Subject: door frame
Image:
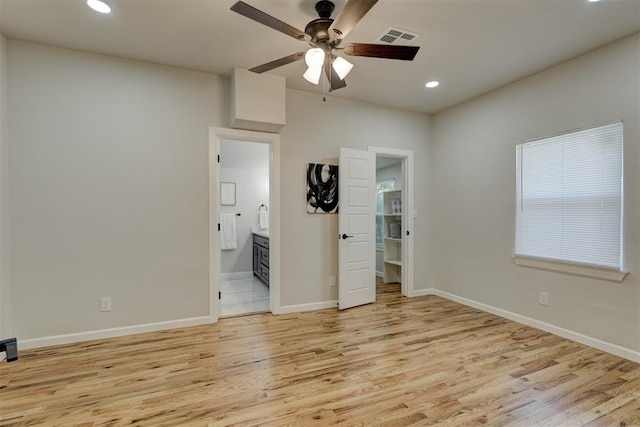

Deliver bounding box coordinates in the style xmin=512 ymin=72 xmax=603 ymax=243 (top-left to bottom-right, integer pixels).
xmin=209 ymin=127 xmax=281 ymax=322
xmin=368 ymin=146 xmax=415 ymax=297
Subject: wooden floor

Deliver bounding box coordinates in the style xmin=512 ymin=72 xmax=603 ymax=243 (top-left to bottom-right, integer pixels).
xmin=1 ymin=282 xmax=639 ymax=426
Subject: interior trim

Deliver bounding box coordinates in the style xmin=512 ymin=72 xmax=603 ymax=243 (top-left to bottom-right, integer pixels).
xmin=19 ymin=316 xmax=210 ymax=350
xmin=513 ymin=256 xmax=628 ymax=283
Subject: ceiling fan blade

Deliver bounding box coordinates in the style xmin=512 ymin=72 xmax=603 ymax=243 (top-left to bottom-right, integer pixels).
xmin=328 ymin=0 xmax=379 ymax=42
xmin=230 ymin=1 xmax=310 ymax=42
xmin=343 ymin=43 xmax=420 ymax=61
xmin=249 ymin=52 xmax=306 ymax=74
xmin=324 ymin=60 xmax=347 ymax=91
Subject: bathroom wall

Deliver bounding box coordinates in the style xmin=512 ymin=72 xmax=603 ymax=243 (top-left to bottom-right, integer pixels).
xmin=220 ymin=139 xmax=269 ymax=276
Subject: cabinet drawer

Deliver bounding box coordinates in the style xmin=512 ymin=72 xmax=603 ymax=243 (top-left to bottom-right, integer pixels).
xmin=260 ymin=265 xmax=269 ymax=284
xmin=260 ymin=247 xmax=269 ymax=266
xmin=253 ymin=234 xmax=269 ymax=248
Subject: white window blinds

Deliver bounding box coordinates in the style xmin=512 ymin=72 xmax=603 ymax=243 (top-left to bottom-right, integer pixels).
xmin=515 ymin=122 xmax=623 ymax=270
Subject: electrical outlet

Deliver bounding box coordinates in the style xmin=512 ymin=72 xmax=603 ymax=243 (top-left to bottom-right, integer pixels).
xmin=100 ymin=297 xmax=112 ymax=312
xmin=539 ymin=292 xmax=549 ymax=306
xmin=330 ymin=276 xmax=336 ymax=287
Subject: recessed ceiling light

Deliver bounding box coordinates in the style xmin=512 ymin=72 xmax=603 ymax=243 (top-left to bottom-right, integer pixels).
xmin=87 ymin=0 xmax=111 ymax=14
xmin=425 ymin=81 xmax=440 ymax=88
xmin=587 ymin=0 xmax=601 ymax=2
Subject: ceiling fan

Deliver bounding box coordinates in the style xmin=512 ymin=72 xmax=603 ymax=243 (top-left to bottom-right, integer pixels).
xmin=230 ymin=0 xmax=420 ymax=91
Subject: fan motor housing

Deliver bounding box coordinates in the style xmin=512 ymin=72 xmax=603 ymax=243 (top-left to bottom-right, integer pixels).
xmin=305 ymin=18 xmax=333 ymax=44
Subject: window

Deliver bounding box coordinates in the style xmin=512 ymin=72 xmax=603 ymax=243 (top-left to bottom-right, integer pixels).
xmin=376 ymin=180 xmax=395 ymax=246
xmin=515 ymin=122 xmax=623 ymax=272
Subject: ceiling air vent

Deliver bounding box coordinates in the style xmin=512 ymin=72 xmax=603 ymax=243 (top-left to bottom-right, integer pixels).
xmin=376 ymin=27 xmax=420 ymax=46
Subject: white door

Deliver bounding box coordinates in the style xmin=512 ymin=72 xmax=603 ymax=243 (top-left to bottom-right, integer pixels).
xmin=338 ymin=147 xmax=376 ymax=310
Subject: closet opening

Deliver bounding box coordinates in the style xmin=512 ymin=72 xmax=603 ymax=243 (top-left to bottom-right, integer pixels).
xmin=376 ymin=155 xmax=403 ymax=296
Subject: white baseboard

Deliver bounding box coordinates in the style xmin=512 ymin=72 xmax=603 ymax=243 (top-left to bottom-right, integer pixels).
xmin=429 ymin=289 xmax=640 ymax=363
xmin=221 ymin=271 xmax=253 ymax=281
xmin=279 ymin=300 xmax=338 ymax=314
xmin=376 ymin=272 xmax=383 ymax=278
xmin=0 ymin=351 xmax=5 ymax=362
xmin=19 ymin=316 xmax=211 ymax=351
xmin=411 ymin=288 xmax=435 ymax=297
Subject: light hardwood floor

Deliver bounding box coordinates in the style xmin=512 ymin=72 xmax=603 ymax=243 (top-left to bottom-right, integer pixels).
xmin=1 ymin=282 xmax=638 ymax=426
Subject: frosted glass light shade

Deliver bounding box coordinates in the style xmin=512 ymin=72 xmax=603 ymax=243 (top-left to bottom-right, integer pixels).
xmin=303 ymin=66 xmax=322 ymax=84
xmin=332 ymin=56 xmax=353 ymax=80
xmin=305 ymin=48 xmax=325 ymax=68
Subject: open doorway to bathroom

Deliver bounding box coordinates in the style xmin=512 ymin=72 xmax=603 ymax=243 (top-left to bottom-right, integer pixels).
xmin=219 ymin=139 xmax=270 ymax=316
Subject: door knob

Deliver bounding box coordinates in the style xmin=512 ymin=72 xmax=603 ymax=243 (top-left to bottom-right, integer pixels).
xmin=341 ymin=233 xmax=354 ymax=239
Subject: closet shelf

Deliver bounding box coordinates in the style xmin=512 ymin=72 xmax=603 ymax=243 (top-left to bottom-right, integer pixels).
xmin=382 ymin=189 xmax=403 ymax=284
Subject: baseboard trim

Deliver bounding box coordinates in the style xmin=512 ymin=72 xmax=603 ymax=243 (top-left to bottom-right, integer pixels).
xmin=279 ymin=300 xmax=338 ymax=314
xmin=429 ymin=289 xmax=640 ymax=363
xmin=19 ymin=316 xmax=211 ymax=350
xmin=0 ymin=351 xmax=5 ymax=362
xmin=411 ymin=288 xmax=435 ymax=297
xmin=221 ymin=271 xmax=253 ymax=281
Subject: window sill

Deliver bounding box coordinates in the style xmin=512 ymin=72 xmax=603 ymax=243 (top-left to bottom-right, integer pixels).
xmin=513 ymin=256 xmax=628 ymax=283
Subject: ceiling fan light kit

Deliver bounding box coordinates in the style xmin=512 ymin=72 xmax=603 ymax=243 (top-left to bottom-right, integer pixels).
xmin=303 ymin=47 xmax=325 ymax=84
xmin=332 ymin=56 xmax=354 ymax=80
xmin=303 ymin=65 xmax=323 ymax=84
xmin=305 ymin=47 xmax=325 ymax=68
xmin=230 ymin=0 xmax=419 ymax=91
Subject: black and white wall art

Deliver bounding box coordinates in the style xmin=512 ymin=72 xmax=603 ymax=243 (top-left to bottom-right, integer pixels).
xmin=306 ymin=163 xmax=338 ymax=214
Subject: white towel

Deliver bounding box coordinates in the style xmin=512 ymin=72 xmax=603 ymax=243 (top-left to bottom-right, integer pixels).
xmin=220 ymin=213 xmax=237 ymax=250
xmin=259 ymin=209 xmax=269 ymax=230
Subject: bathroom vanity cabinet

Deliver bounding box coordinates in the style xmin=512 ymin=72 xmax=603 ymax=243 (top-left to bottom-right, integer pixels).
xmin=252 ymin=233 xmax=269 ymax=286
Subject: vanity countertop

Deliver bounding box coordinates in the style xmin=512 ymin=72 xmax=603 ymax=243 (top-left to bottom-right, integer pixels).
xmin=251 ymin=225 xmax=269 ymax=238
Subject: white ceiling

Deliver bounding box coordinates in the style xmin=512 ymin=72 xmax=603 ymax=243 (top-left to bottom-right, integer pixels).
xmin=1 ymin=0 xmax=638 ymax=115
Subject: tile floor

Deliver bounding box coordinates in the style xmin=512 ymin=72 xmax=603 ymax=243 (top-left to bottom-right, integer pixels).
xmin=221 ymin=275 xmax=270 ymax=316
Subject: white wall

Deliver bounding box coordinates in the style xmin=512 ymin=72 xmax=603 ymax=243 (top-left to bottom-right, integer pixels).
xmin=431 ymin=34 xmax=640 ymax=353
xmin=5 ymin=40 xmax=432 ymax=341
xmin=219 ymin=140 xmax=269 ymax=275
xmin=0 ymin=34 xmax=10 ymax=341
xmin=8 ymin=41 xmax=228 ymax=339
xmin=279 ymin=90 xmax=432 ymax=307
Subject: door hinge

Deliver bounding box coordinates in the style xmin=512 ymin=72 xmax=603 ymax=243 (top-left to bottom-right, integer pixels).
xmin=406 ymin=230 xmax=410 ymax=236
xmin=218 ymin=291 xmax=221 ymax=299
xmin=217 ymin=154 xmax=220 ymax=163
xmin=218 ymin=223 xmax=220 ymax=231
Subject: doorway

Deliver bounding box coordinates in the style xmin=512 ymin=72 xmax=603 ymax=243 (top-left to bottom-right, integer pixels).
xmin=337 ymin=146 xmax=414 ymax=310
xmin=209 ymin=127 xmax=281 ymax=323
xmin=375 ymin=155 xmax=402 ymax=296
xmin=219 ymin=139 xmax=270 ymax=316
xmin=369 ymin=146 xmax=414 ymax=299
